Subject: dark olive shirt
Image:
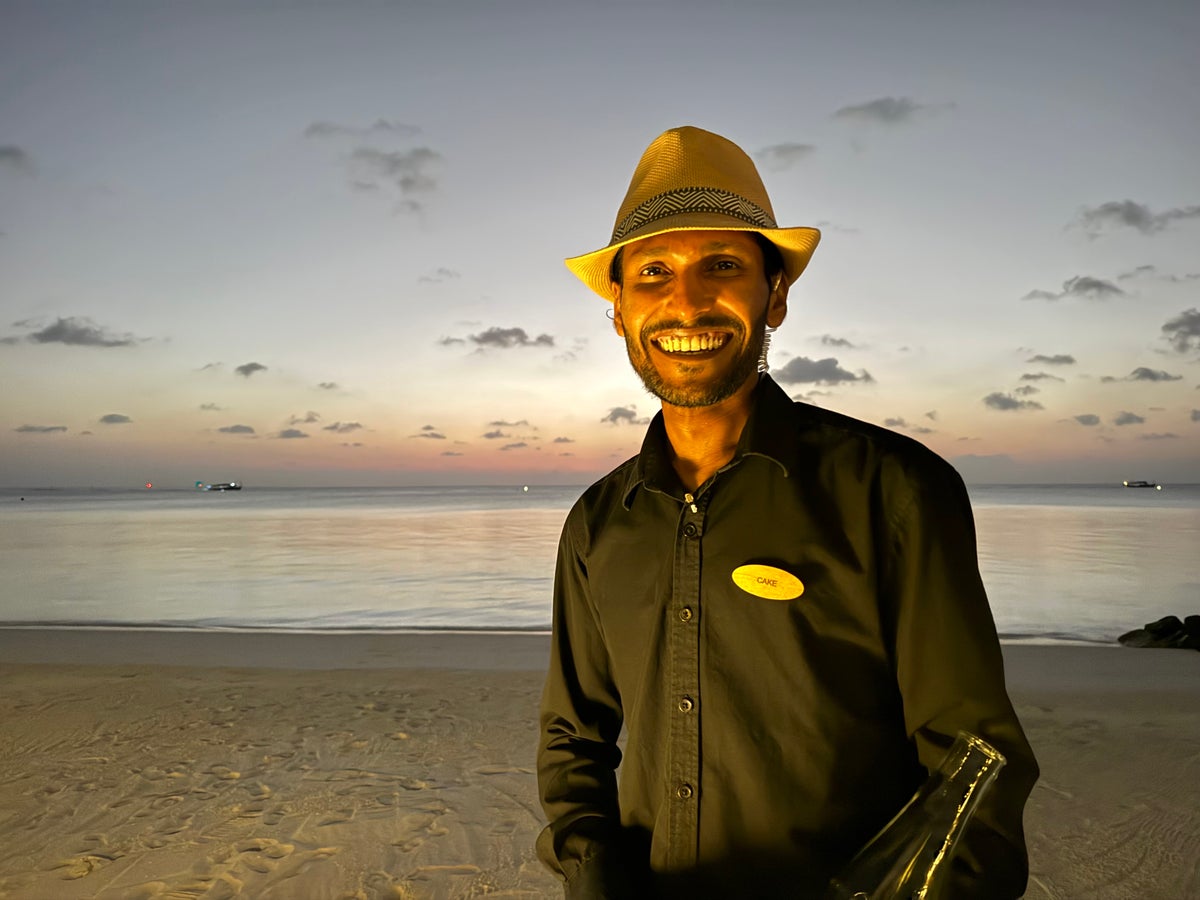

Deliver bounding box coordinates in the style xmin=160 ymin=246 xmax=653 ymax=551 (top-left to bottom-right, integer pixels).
xmin=537 ymin=375 xmax=1038 ymax=899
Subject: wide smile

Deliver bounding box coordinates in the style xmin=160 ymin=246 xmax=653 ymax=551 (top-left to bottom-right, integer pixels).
xmin=650 ymin=331 xmax=731 ymax=356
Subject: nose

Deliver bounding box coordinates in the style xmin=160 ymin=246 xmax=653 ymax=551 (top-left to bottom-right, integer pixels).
xmin=666 ymin=265 xmax=716 ymax=321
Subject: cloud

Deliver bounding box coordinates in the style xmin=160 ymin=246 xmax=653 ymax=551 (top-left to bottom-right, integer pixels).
xmin=199 ymin=403 xmax=223 ymax=411
xmin=488 ymin=419 xmax=531 ymax=428
xmin=13 ymin=316 xmax=140 ymax=347
xmin=601 ymin=407 xmax=649 ymax=425
xmin=500 ymin=442 xmax=528 ymax=451
xmin=924 ymin=410 xmax=938 ymax=421
xmin=481 ymin=429 xmax=508 ymax=439
xmin=235 ymin=362 xmax=267 ymax=378
xmin=552 ymin=436 xmax=575 ymax=444
xmin=832 ymin=96 xmax=948 ymax=124
xmin=99 ymin=413 xmax=132 ymax=424
xmin=467 ymin=327 xmax=554 ymax=349
xmin=288 ymin=411 xmax=321 ymax=425
xmin=317 ymin=381 xmax=340 ymax=391
xmin=276 ymin=428 xmax=309 ymax=439
xmin=350 ymin=146 xmax=441 ymax=201
xmin=1113 ymin=411 xmax=1145 ymax=426
xmin=1161 ymin=308 xmax=1200 ymax=354
xmin=1101 ymin=367 xmax=1184 ymax=383
xmin=773 ymin=356 xmax=873 ymax=385
xmin=814 ymin=220 xmax=859 ymax=235
xmin=1020 ymin=276 xmax=1124 ymax=302
xmin=983 ymin=392 xmax=1044 ymax=411
xmin=1013 ymin=386 xmax=1040 ymax=396
xmin=1020 ymin=372 xmax=1064 ymax=382
xmin=303 ymin=119 xmax=420 ymax=139
xmin=1027 ymin=353 xmax=1076 ymax=366
xmin=1139 ymin=433 xmax=1178 ymax=440
xmin=1191 ymin=409 xmax=1200 ymax=422
xmin=1073 ymin=200 xmax=1200 ymax=236
xmin=218 ymin=424 xmax=255 ymax=434
xmin=756 ymin=142 xmax=816 ymax=171
xmin=820 ymin=335 xmax=855 ymax=348
xmin=0 ymin=145 xmax=35 ymax=175
xmin=15 ymin=424 xmax=67 ymax=433
xmin=412 ymin=430 xmax=446 ymax=439
xmin=441 ymin=450 xmax=463 ymax=457
xmin=1118 ymin=264 xmax=1157 ymax=280
xmin=1073 ymin=414 xmax=1101 ymax=426
xmin=1128 ymin=367 xmax=1182 ymax=382
xmin=1114 ymin=265 xmax=1200 ymax=283
xmin=322 ymin=421 xmax=363 ymax=434
xmin=437 ymin=336 xmax=466 ymax=346
xmin=418 ymin=267 xmax=461 ymax=284
xmin=881 ymin=416 xmax=933 ymax=434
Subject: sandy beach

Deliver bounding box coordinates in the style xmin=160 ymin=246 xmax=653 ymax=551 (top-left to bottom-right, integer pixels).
xmin=1 ymin=631 xmax=1197 ymax=899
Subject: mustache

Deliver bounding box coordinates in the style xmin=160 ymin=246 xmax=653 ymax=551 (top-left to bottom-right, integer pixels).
xmin=641 ymin=314 xmax=745 ymax=341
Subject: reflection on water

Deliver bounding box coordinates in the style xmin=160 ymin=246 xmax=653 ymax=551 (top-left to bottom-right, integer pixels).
xmin=2 ymin=504 xmax=567 ymax=630
xmin=2 ymin=485 xmax=1197 ymax=641
xmin=974 ymin=505 xmax=1200 ymax=643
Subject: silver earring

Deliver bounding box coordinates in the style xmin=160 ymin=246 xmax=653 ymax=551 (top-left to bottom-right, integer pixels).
xmin=758 ymin=326 xmax=776 ymax=373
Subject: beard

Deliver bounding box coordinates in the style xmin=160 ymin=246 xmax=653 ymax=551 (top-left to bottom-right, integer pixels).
xmin=625 ymin=312 xmax=767 ymax=408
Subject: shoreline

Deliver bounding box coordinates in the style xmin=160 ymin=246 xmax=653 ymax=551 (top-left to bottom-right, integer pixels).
xmin=0 ymin=627 xmax=552 ymax=671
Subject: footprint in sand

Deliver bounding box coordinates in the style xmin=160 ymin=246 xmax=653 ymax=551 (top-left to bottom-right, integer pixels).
xmin=234 ymin=837 xmax=295 ymax=874
xmin=392 ymin=809 xmax=450 ymax=853
xmin=261 ymin=806 xmax=287 ymax=826
xmin=318 ymin=809 xmax=356 ymax=827
xmin=52 ymin=853 xmax=118 ymax=880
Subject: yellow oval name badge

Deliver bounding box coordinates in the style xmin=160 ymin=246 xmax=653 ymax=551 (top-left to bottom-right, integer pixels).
xmin=731 ymin=565 xmax=804 ymax=601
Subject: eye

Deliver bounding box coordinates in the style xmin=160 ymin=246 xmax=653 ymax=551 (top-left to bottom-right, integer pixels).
xmin=638 ymin=264 xmax=667 ymax=277
xmin=711 ymin=258 xmax=742 ymax=272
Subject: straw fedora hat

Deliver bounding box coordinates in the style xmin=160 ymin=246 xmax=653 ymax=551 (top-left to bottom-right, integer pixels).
xmin=565 ymin=126 xmax=821 ymax=301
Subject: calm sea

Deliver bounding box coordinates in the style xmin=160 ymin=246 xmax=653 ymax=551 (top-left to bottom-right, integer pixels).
xmin=2 ymin=483 xmax=1197 ymax=645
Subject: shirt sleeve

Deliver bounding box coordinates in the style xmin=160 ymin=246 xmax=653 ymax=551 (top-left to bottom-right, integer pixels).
xmin=885 ymin=459 xmax=1040 ymax=899
xmin=536 ymin=509 xmax=637 ymax=897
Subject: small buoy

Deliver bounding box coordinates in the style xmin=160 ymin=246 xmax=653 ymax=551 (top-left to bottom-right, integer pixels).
xmin=522 ymin=485 xmax=529 ymax=492
xmin=145 ymin=482 xmax=153 ymax=489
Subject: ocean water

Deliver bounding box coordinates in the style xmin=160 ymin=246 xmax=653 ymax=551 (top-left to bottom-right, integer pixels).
xmin=1 ymin=483 xmax=1197 ymax=645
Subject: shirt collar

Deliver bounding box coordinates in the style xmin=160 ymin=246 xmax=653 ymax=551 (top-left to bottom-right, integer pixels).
xmin=620 ymin=374 xmax=798 ymax=509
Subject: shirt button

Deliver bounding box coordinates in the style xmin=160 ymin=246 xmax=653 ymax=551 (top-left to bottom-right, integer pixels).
xmin=682 ymin=522 xmax=698 ymax=538
xmin=676 ymin=783 xmax=694 ymax=800
xmin=678 ymin=607 xmax=693 ymax=623
xmin=678 ymin=696 xmax=694 ymax=712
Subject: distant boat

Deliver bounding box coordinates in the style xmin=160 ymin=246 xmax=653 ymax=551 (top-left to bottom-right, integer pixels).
xmin=196 ymin=481 xmax=243 ymax=491
xmin=1122 ymin=480 xmax=1162 ymax=490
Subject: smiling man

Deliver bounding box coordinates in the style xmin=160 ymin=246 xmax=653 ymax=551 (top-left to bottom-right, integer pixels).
xmin=536 ymin=126 xmax=1037 ymax=899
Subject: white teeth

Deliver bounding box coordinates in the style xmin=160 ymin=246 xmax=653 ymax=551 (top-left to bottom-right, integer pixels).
xmin=654 ymin=333 xmax=727 ymax=353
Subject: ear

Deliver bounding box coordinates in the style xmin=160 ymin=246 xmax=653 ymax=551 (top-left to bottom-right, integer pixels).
xmin=611 ymin=285 xmax=625 ymax=336
xmin=766 ymin=275 xmax=789 ymax=329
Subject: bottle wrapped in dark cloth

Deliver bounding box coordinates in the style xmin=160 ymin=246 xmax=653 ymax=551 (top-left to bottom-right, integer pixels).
xmin=1118 ymin=615 xmax=1200 ymax=650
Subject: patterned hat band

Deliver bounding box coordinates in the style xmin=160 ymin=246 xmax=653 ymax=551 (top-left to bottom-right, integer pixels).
xmin=610 ymin=186 xmax=778 ymax=243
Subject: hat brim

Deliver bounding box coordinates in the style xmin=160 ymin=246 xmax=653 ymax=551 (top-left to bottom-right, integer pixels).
xmin=565 ymin=218 xmax=821 ymax=302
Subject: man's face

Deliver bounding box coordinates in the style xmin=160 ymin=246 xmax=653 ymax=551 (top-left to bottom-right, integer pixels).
xmin=612 ymin=230 xmax=788 ymax=409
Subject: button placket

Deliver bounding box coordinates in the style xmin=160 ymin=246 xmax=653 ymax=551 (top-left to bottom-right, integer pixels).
xmin=666 ymin=490 xmax=706 ymax=866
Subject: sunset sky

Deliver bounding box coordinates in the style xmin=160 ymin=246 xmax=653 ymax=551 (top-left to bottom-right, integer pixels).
xmin=2 ymin=0 xmax=1198 ymax=488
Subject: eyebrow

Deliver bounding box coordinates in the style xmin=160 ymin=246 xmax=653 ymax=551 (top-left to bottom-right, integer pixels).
xmin=628 ymin=241 xmax=744 ymax=260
